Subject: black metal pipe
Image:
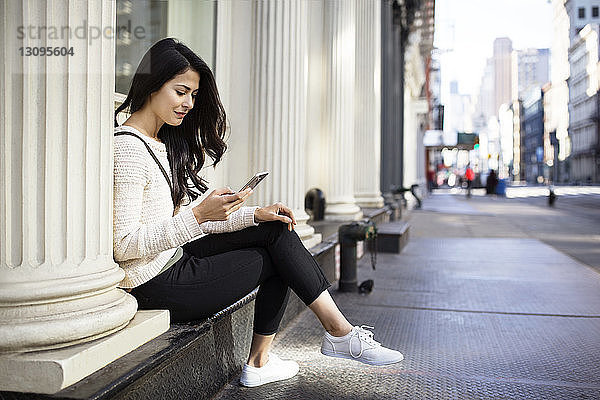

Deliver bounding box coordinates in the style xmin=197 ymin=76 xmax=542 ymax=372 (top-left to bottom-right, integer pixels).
xmin=339 ymin=240 xmax=358 ymax=292
xmin=338 ymin=221 xmax=377 ymax=292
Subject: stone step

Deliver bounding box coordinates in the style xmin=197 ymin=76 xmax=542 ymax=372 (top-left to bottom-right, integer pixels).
xmin=0 ymin=242 xmax=337 ymax=400
xmin=370 ymin=221 xmax=410 ymax=254
xmin=361 ymin=206 xmax=392 ymax=226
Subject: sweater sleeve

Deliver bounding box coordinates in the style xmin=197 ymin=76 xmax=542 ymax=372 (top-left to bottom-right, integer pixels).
xmin=113 ymin=140 xmax=203 ymax=262
xmin=199 ymin=206 xmax=260 ymax=234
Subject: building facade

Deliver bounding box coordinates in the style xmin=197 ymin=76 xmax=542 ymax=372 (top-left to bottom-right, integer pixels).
xmin=565 ymin=0 xmax=600 ymax=182
xmin=566 ymin=0 xmax=600 ymax=41
xmin=494 ymin=37 xmax=514 ymax=115
xmin=522 ymin=90 xmax=546 ymax=183
xmin=547 ymin=0 xmax=572 ymax=182
xmin=517 ymin=48 xmax=550 ymax=99
xmin=566 ymin=22 xmax=600 ymax=182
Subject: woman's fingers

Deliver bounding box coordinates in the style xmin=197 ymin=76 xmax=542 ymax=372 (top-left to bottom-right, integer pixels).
xmin=222 ymin=188 xmax=252 ymax=205
xmin=214 ymin=187 xmax=234 ymax=196
xmin=276 ymin=203 xmax=296 ymax=225
xmin=273 ymin=213 xmax=292 ymax=231
xmin=223 ymin=188 xmax=253 ymax=215
xmin=226 ymin=202 xmax=243 ymax=216
xmin=281 ymin=205 xmax=296 ymax=225
xmin=276 ymin=213 xmax=292 ymax=223
xmin=273 ymin=206 xmax=293 ymax=231
xmin=277 ymin=204 xmax=296 ymax=231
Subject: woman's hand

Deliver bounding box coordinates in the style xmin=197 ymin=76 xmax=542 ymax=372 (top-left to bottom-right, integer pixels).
xmin=254 ymin=202 xmax=297 ymax=231
xmin=192 ymin=187 xmax=252 ymax=225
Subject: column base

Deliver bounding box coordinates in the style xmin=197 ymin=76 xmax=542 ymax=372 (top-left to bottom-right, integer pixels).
xmin=293 ymin=208 xmax=323 ymax=249
xmin=324 ymin=203 xmax=363 ymax=222
xmin=0 ymin=310 xmax=169 ymax=394
xmin=300 ymin=232 xmax=323 ymax=249
xmin=355 ymin=193 xmax=385 ymax=208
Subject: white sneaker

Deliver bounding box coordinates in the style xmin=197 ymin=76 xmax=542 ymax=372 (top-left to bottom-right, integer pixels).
xmin=239 ymin=353 xmax=299 ymax=387
xmin=321 ymin=325 xmax=404 ymax=366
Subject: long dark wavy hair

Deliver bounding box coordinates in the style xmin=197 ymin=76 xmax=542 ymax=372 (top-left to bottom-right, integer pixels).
xmin=115 ymin=38 xmax=227 ymax=208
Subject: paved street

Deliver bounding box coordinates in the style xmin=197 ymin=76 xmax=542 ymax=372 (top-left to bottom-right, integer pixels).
xmin=214 ymin=191 xmax=600 ymax=399
xmin=417 ymin=188 xmax=600 ymax=273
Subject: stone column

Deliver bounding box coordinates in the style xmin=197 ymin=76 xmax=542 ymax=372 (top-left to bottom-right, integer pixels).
xmin=381 ymin=0 xmax=407 ymax=209
xmin=249 ymin=0 xmax=321 ymax=248
xmin=354 ymin=0 xmax=384 ymax=208
xmin=323 ymin=0 xmax=363 ymax=221
xmin=0 ymin=1 xmax=166 ymax=394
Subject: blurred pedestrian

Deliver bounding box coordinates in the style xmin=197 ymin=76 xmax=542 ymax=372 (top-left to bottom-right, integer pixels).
xmin=486 ymin=169 xmax=498 ymax=195
xmin=465 ymin=165 xmax=474 ymax=198
xmin=427 ymin=168 xmax=435 ymax=193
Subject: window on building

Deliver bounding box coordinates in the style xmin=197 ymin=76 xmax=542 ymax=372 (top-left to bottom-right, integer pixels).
xmin=115 ymin=0 xmax=216 ymax=96
xmin=593 ymin=6 xmax=599 ymax=17
xmin=578 ymin=7 xmax=585 ymax=19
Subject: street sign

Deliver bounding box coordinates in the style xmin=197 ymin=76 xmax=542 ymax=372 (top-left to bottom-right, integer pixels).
xmin=457 ymin=132 xmax=479 ymax=150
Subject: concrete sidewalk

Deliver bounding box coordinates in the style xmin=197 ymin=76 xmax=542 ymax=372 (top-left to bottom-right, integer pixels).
xmin=214 ymin=193 xmax=600 ymax=399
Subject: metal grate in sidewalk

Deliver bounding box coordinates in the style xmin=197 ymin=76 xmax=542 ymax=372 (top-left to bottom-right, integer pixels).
xmin=213 ymin=238 xmax=600 ymax=400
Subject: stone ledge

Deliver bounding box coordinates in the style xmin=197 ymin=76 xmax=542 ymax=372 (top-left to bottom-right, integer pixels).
xmin=0 ymin=310 xmax=169 ymax=395
xmin=361 ymin=206 xmax=392 ymax=225
xmin=93 ymin=241 xmax=335 ymax=400
xmin=0 ymin=240 xmax=338 ymax=400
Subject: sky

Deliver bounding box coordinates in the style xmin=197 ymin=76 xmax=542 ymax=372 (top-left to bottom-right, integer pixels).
xmin=434 ymin=0 xmax=554 ymax=102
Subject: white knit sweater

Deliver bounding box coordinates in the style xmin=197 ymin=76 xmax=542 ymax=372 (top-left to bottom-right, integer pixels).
xmin=113 ymin=125 xmax=259 ymax=288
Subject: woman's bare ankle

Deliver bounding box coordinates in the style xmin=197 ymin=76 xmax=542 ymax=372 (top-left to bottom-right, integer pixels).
xmin=327 ymin=326 xmax=353 ymax=337
xmin=247 ymin=353 xmax=269 ymax=368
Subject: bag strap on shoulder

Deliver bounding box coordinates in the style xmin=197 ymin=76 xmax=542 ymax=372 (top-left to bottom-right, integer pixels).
xmin=114 ymin=131 xmax=176 ymax=208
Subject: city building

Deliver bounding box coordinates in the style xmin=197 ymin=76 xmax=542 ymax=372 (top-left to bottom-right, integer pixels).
xmin=474 ymin=58 xmax=496 ymax=174
xmin=566 ymin=22 xmax=600 ymax=182
xmin=429 ymin=50 xmax=443 ymax=131
xmin=565 ymin=0 xmax=600 ymax=41
xmin=522 ymin=89 xmax=546 ymax=183
xmin=475 ymin=39 xmax=518 ymax=180
xmin=403 ymin=5 xmax=434 ymax=192
xmin=494 ymin=37 xmax=515 ymax=114
xmin=381 ymin=0 xmax=434 ymax=202
xmin=543 ymin=83 xmax=561 ymax=182
xmin=477 ymin=58 xmax=496 ymax=122
xmin=511 ymin=99 xmax=525 ymax=181
xmin=498 ymin=103 xmax=515 ymax=178
xmin=517 ymin=48 xmax=550 ymax=99
xmin=547 ymin=0 xmax=572 ymax=182
xmin=445 ymin=81 xmax=475 ymax=140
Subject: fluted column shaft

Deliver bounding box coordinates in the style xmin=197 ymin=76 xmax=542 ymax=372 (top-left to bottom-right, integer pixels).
xmin=0 ymin=0 xmax=137 ymax=353
xmin=249 ymin=0 xmax=321 ymax=247
xmin=323 ymin=0 xmax=363 ymax=221
xmin=354 ymin=0 xmax=384 ymax=208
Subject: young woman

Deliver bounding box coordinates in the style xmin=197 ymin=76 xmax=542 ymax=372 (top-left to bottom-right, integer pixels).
xmin=113 ymin=38 xmax=403 ymax=388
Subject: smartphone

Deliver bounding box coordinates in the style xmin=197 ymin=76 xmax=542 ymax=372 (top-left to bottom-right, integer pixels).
xmin=239 ymin=171 xmax=269 ymax=192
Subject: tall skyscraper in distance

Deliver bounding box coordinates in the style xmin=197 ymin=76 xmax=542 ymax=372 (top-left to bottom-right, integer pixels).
xmin=477 ymin=58 xmax=495 ymax=121
xmin=517 ymin=48 xmax=550 ymax=99
xmin=493 ymin=37 xmax=514 ymax=115
xmin=445 ymin=80 xmax=475 ymax=137
xmin=450 ymin=80 xmax=459 ymax=95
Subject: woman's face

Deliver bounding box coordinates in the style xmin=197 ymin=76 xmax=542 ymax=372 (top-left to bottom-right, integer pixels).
xmin=148 ymin=68 xmax=200 ymax=126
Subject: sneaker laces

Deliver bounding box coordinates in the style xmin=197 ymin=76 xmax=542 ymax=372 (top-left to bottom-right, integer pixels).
xmin=349 ymin=325 xmax=381 ymax=358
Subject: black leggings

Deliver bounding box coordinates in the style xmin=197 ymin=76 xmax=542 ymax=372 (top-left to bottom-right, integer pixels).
xmin=130 ymin=221 xmax=331 ymax=335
